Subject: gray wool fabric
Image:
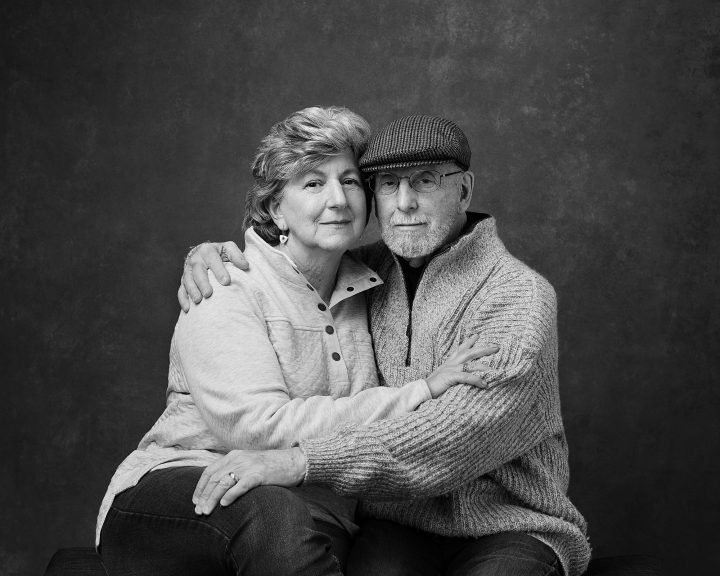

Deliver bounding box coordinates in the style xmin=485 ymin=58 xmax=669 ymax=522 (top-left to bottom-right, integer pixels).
xmin=300 ymin=216 xmax=591 ymax=576
xmin=358 ymin=114 xmax=471 ymax=172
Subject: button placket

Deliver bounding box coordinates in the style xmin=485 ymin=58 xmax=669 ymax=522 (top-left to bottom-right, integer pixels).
xmin=326 ymin=321 xmax=342 ymax=364
xmin=318 ymin=305 xmax=346 ymax=374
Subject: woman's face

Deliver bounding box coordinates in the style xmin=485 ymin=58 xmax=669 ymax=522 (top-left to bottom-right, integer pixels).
xmin=272 ymin=149 xmax=366 ymax=259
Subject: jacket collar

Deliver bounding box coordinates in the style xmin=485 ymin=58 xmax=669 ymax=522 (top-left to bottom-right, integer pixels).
xmin=245 ymin=228 xmax=383 ymax=309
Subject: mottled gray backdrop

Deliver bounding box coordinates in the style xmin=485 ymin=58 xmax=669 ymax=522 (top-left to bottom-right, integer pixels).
xmin=2 ymin=1 xmax=719 ymax=575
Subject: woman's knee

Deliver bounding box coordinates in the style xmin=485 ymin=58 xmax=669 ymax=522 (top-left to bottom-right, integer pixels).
xmin=224 ymin=486 xmax=341 ymax=575
xmin=224 ymin=486 xmax=315 ymax=545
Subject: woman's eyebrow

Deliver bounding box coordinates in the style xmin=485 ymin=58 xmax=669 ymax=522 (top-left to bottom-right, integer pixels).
xmin=302 ymin=168 xmax=360 ymax=179
xmin=339 ymin=167 xmax=361 ymax=177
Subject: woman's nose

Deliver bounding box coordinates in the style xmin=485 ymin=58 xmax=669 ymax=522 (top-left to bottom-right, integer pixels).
xmin=326 ymin=180 xmax=349 ymax=208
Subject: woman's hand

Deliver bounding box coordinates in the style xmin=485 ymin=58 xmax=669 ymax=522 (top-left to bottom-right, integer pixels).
xmin=192 ymin=448 xmax=307 ymax=515
xmin=178 ymin=241 xmax=248 ymax=312
xmin=425 ymin=336 xmax=499 ymax=398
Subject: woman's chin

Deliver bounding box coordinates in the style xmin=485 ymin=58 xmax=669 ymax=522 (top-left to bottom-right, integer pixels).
xmin=316 ymin=233 xmax=363 ymax=253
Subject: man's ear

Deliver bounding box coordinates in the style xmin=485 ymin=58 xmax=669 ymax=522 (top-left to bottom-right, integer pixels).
xmin=459 ymin=170 xmax=474 ymax=210
xmin=268 ymin=197 xmax=286 ymax=231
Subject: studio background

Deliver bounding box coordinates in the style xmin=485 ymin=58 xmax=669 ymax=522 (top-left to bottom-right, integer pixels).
xmin=2 ymin=1 xmax=718 ymax=575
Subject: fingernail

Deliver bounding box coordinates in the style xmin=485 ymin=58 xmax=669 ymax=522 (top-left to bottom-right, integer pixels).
xmin=220 ymin=275 xmax=229 ymax=284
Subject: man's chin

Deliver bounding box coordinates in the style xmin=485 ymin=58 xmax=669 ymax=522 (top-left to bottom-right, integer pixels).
xmin=381 ymin=234 xmax=434 ymax=260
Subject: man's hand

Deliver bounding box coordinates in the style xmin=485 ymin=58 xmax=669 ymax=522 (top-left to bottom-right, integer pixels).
xmin=192 ymin=448 xmax=307 ymax=515
xmin=178 ymin=241 xmax=248 ymax=312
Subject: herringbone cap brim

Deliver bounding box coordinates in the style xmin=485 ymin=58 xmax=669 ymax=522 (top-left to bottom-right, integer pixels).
xmin=359 ymin=115 xmax=470 ymax=173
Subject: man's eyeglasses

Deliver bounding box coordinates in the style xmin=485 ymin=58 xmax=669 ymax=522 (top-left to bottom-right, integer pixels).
xmin=368 ymin=169 xmax=464 ymax=195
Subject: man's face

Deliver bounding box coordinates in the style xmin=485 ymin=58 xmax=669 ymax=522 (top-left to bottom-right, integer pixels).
xmin=373 ymin=163 xmax=473 ymax=261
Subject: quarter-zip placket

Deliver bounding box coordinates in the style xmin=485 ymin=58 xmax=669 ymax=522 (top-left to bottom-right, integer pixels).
xmin=399 ymin=261 xmax=427 ymax=367
xmin=405 ymin=306 xmax=413 ymax=366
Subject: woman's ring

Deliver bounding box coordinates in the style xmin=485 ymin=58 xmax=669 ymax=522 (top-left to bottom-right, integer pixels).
xmin=228 ymin=472 xmax=238 ymax=484
xmin=220 ymin=246 xmax=230 ymax=262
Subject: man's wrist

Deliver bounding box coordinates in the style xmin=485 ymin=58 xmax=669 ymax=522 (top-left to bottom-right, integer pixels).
xmin=184 ymin=241 xmax=213 ymax=269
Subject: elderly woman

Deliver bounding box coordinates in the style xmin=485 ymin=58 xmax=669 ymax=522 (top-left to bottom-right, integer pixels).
xmin=97 ymin=106 xmax=493 ymax=576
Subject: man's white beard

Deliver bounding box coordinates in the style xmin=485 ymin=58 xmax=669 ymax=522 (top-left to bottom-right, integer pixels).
xmin=381 ymin=221 xmax=453 ymax=260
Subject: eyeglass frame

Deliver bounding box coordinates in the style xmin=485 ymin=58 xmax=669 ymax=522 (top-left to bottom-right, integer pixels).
xmin=366 ymin=169 xmax=465 ymax=195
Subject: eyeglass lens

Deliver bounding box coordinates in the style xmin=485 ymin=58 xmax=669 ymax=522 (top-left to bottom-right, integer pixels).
xmin=374 ymin=170 xmax=442 ymax=194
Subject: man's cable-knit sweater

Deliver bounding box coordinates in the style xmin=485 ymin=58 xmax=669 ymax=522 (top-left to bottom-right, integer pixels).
xmin=300 ymin=214 xmax=591 ymax=576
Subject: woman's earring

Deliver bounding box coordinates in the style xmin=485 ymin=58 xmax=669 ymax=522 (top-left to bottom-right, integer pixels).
xmin=279 ymin=231 xmax=289 ymax=244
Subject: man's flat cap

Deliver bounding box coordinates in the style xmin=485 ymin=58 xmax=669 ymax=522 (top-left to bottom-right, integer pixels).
xmin=359 ymin=115 xmax=470 ymax=173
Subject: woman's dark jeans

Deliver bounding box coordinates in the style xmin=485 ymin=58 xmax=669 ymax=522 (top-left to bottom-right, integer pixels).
xmin=347 ymin=518 xmax=562 ymax=576
xmin=100 ymin=466 xmax=348 ymax=576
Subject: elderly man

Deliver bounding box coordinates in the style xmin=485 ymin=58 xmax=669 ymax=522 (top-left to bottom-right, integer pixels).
xmin=180 ymin=115 xmax=590 ymax=576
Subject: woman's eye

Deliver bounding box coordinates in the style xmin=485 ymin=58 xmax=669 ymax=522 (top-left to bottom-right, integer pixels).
xmin=305 ymin=180 xmax=322 ymax=189
xmin=343 ymin=178 xmax=360 ymax=186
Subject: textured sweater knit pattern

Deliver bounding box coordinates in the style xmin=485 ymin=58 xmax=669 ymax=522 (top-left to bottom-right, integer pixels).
xmin=301 ymin=215 xmax=591 ymax=576
xmin=96 ymin=228 xmax=431 ymax=545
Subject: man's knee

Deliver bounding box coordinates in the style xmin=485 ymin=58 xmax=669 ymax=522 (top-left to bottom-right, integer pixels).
xmin=448 ymin=532 xmax=561 ymax=576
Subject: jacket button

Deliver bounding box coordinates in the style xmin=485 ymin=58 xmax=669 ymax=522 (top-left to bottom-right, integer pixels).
xmin=318 ymin=303 xmax=327 ymax=311
xmin=325 ymin=326 xmax=335 ymax=334
xmin=331 ymin=352 xmax=341 ymax=361
xmin=346 ymin=286 xmax=354 ymax=292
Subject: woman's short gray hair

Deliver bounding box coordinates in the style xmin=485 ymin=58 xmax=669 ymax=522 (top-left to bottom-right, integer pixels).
xmin=243 ymin=106 xmax=372 ymax=244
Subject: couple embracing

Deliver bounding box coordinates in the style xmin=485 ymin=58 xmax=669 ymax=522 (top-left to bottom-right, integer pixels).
xmin=97 ymin=106 xmax=590 ymax=576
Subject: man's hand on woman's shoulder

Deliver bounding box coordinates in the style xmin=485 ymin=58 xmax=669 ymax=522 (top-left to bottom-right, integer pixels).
xmin=178 ymin=241 xmax=248 ymax=312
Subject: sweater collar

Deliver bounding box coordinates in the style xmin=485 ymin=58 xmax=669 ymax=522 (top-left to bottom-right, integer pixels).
xmin=244 ymin=228 xmax=383 ymax=309
xmin=437 ymin=212 xmax=504 ymax=261
xmin=427 ymin=213 xmax=505 ymax=278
